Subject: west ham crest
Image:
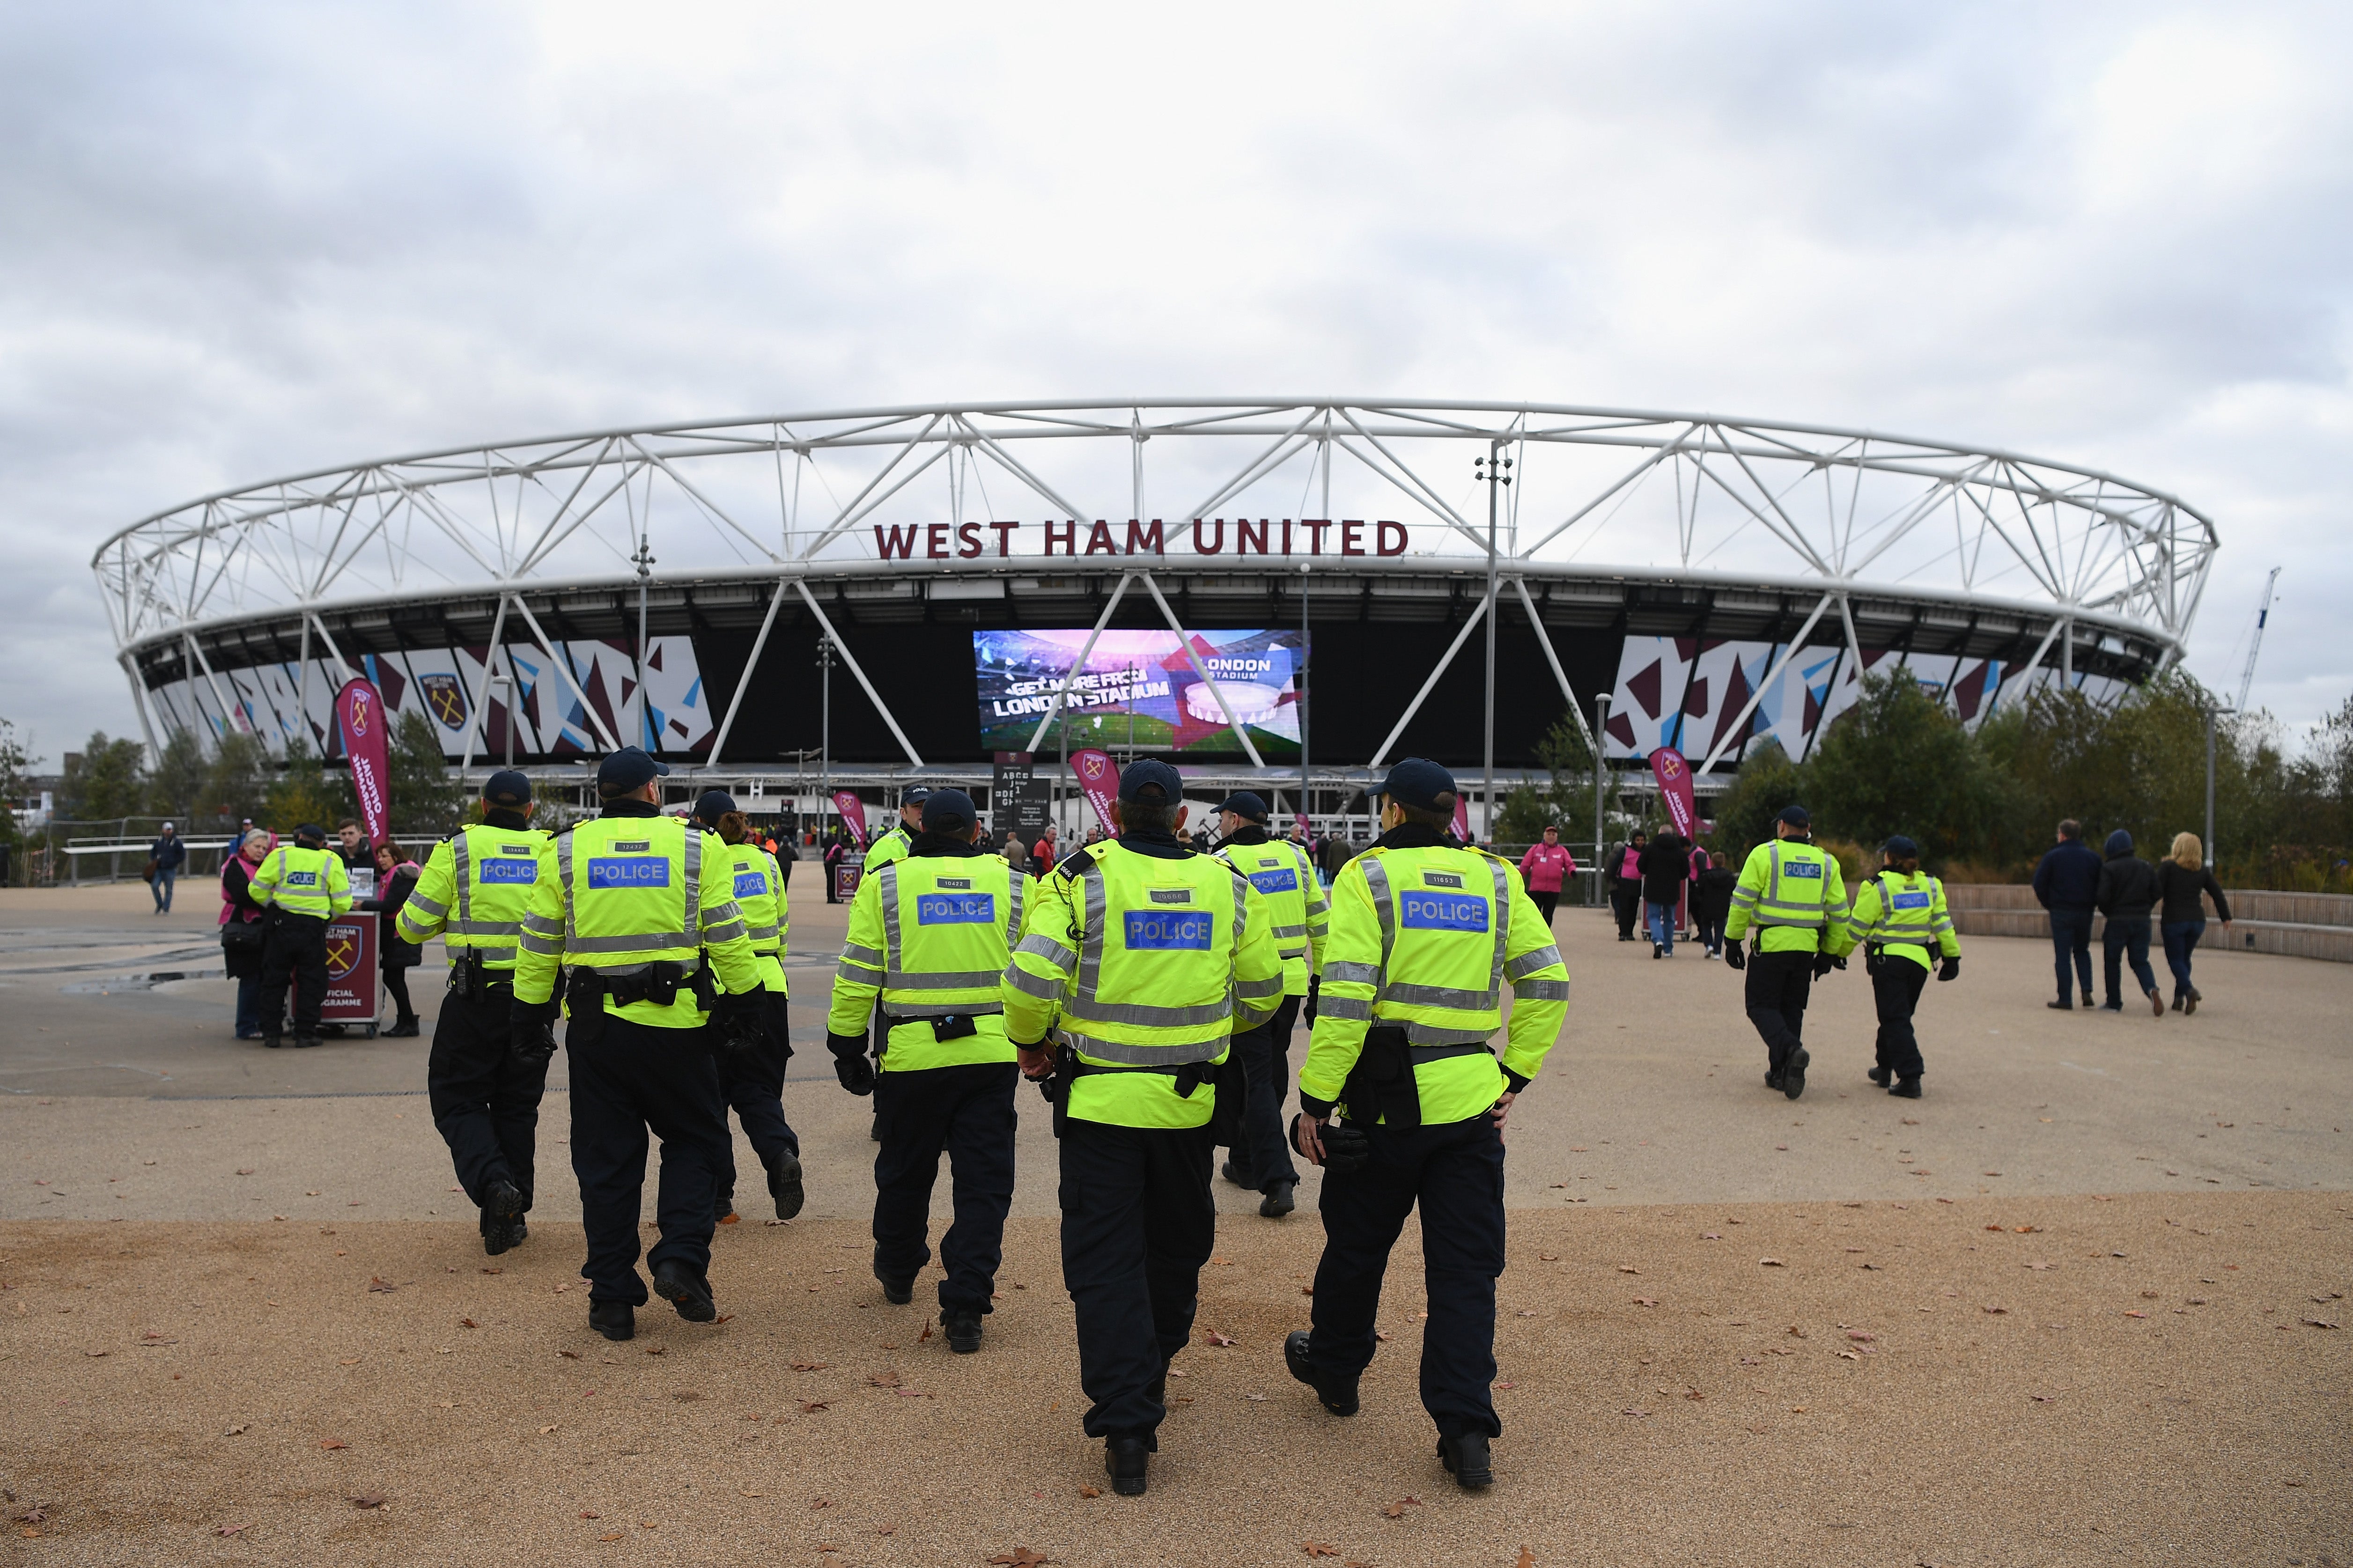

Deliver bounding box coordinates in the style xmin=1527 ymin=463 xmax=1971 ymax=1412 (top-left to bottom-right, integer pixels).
xmin=324 ymin=924 xmax=363 ymax=980
xmin=421 ymin=672 xmax=469 ymax=731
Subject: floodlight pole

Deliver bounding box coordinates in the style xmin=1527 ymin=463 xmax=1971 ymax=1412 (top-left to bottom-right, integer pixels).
xmin=817 ymin=638 xmax=833 ymax=822
xmin=1475 ymin=443 xmax=1511 ymax=844
xmin=631 ymin=535 xmax=655 ymax=752
xmin=1593 ymin=693 xmax=1611 ymax=907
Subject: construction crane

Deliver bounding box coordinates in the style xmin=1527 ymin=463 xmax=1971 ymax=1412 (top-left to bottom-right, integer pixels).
xmin=2233 ymin=566 xmax=2281 ymax=713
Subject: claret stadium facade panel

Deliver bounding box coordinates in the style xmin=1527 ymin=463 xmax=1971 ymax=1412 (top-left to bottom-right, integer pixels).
xmin=92 ymin=400 xmax=2216 ymax=793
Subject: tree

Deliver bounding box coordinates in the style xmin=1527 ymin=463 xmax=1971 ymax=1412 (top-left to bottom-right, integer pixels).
xmin=385 ymin=709 xmax=465 ymax=839
xmin=1805 ymin=667 xmax=2013 ymax=867
xmin=262 ymin=739 xmax=352 ymax=835
xmin=146 ymin=729 xmax=209 ymax=824
xmin=199 ymin=732 xmax=275 ymax=832
xmin=1495 ymin=712 xmax=1600 ymax=845
xmin=1708 ymin=738 xmax=1804 ymax=864
xmin=60 ymin=732 xmax=147 ymax=824
xmin=0 ymin=715 xmax=30 ymax=874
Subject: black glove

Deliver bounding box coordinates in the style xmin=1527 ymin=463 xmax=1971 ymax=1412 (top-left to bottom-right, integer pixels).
xmin=711 ymin=990 xmax=765 ymax=1056
xmin=1308 ymin=1117 xmax=1372 ymax=1176
xmin=1724 ymin=942 xmax=1746 ymax=971
xmin=509 ymin=996 xmax=560 ymax=1063
xmin=826 ymin=1031 xmax=875 ymax=1096
xmin=1864 ymin=945 xmax=1883 ymax=975
xmin=1937 ymin=955 xmax=1960 ymax=983
xmin=1303 ymin=973 xmax=1320 ymax=1026
xmin=1812 ymin=952 xmax=1837 ymax=980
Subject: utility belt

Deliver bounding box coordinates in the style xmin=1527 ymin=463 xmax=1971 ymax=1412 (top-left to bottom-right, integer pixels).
xmin=562 ymin=960 xmax=714 ymax=1049
xmin=447 ymin=946 xmax=516 ymax=1002
xmin=1041 ymin=1041 xmax=1243 ymax=1143
xmin=875 ymin=1008 xmax=999 ymax=1058
xmin=1337 ymin=1024 xmax=1494 ymax=1130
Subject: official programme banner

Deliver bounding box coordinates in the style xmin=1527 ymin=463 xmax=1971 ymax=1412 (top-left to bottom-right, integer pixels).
xmin=1650 ymin=746 xmax=1698 ymax=839
xmin=974 ymin=628 xmax=1304 ymax=759
xmin=1071 ymin=748 xmax=1119 ymax=832
xmin=831 ymin=790 xmax=869 ymax=847
xmin=334 ymin=679 xmax=393 ymax=846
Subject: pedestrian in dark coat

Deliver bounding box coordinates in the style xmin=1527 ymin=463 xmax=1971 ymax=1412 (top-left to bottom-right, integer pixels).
xmin=2030 ymin=819 xmax=2103 ymax=1009
xmin=2155 ymin=832 xmax=2234 ymax=1014
xmin=219 ymin=830 xmax=273 ymax=1038
xmin=2094 ymin=829 xmax=2164 ymax=1016
xmin=1608 ymin=831 xmax=1647 ymax=942
xmin=1636 ymin=831 xmax=1692 ymax=957
xmin=1690 ymin=861 xmax=1738 ymax=958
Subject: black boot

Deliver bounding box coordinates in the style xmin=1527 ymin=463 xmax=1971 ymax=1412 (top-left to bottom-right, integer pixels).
xmin=1285 ymin=1329 xmax=1359 ymax=1415
xmin=767 ymin=1151 xmax=806 ymax=1222
xmin=1763 ymin=1066 xmax=1784 ymax=1091
xmin=651 ymin=1259 xmax=716 ymax=1323
xmin=1890 ymin=1077 xmax=1922 ymax=1099
xmin=1220 ymin=1159 xmax=1255 ymax=1189
xmin=876 ymin=1270 xmax=914 ymax=1306
xmin=1106 ymin=1435 xmax=1151 ymax=1496
xmin=1438 ymin=1432 xmax=1494 ymax=1489
xmin=589 ymin=1301 xmax=634 ymax=1342
xmin=1866 ymin=1065 xmax=1890 ymax=1088
xmin=2184 ymin=984 xmax=2201 ymax=1015
xmin=484 ymin=1178 xmax=527 ymax=1222
xmin=262 ymin=1034 xmax=284 ymax=1049
xmin=2046 ymin=999 xmax=2073 ymax=1010
xmin=943 ymin=1310 xmax=983 ymax=1354
xmin=1782 ymin=1047 xmax=1808 ymax=1100
xmin=1260 ymin=1180 xmax=1297 ymax=1218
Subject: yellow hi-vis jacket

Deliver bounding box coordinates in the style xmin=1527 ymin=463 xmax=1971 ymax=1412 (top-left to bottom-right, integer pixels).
xmin=1298 ymin=837 xmax=1568 ymax=1126
xmin=828 ymin=849 xmax=1027 ymax=1073
xmin=1845 ymin=869 xmax=1960 ymax=971
xmin=247 ymin=844 xmax=353 ymax=921
xmin=396 ymin=821 xmax=551 ymax=972
xmin=512 ymin=810 xmax=762 ymax=1029
xmin=715 ymin=836 xmax=789 ymax=994
xmin=1723 ymin=839 xmax=1856 ymax=956
xmin=861 ymin=822 xmax=913 ymax=873
xmin=1213 ymin=831 xmax=1328 ymax=996
xmin=1002 ymin=837 xmax=1285 ymax=1130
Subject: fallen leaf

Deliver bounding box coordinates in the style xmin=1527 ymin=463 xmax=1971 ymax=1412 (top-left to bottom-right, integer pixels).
xmin=643 ymin=1346 xmax=666 ymax=1357
xmin=740 ymin=1488 xmax=765 ymax=1498
xmin=223 ymin=1423 xmax=249 ymax=1435
xmin=918 ymin=1318 xmax=934 ymax=1343
xmin=1516 ymin=1548 xmax=1537 ymax=1568
xmin=581 ymin=1511 xmax=600 ymax=1519
xmin=1633 ymin=1297 xmax=1657 ymax=1307
xmin=1983 ymin=1305 xmax=2008 ymax=1315
xmin=320 ymin=1439 xmax=348 ymax=1450
xmin=1495 ymin=1380 xmax=1517 ymax=1390
xmin=367 ymin=1278 xmax=397 ymax=1294
xmin=866 ymin=1371 xmax=901 ymax=1388
xmin=215 ymin=1523 xmax=248 ymax=1537
xmin=1203 ymin=1330 xmax=1237 ymax=1347
xmin=1846 ymin=1332 xmax=1877 ymax=1343
xmin=811 ymin=1498 xmax=832 ymax=1510
xmin=1760 ymin=1258 xmax=1785 ymax=1267
xmin=1079 ymin=1485 xmax=1101 ymax=1498
xmin=799 ymin=1401 xmax=831 ymax=1413
xmin=1301 ymin=1285 xmax=1314 ymax=1296
xmin=236 ymin=1168 xmax=255 ymax=1176
xmin=2302 ymin=1318 xmax=2340 ymax=1330
xmin=1305 ymin=1544 xmax=1341 ymax=1559
xmin=339 ymin=1357 xmax=361 ymax=1366
xmin=988 ymin=1551 xmax=1049 ymax=1568
xmin=1538 ymin=1253 xmax=1559 ymax=1261
xmin=350 ymin=1492 xmax=387 ymax=1509
xmin=600 ymin=1531 xmax=624 ymax=1541
xmin=893 ymin=1387 xmax=930 ymax=1399
xmin=459 ymin=1318 xmax=478 ymax=1329
xmin=1835 ymin=1350 xmax=1860 ymax=1361
xmin=538 ymin=1424 xmax=558 ymax=1434
xmin=791 ymin=1360 xmax=830 ymax=1372
xmin=2124 ymin=1310 xmax=2148 ymax=1319
xmin=558 ymin=1349 xmax=582 ymax=1360
xmin=2014 ymin=1225 xmax=2039 ymax=1234
xmin=85 ymin=1348 xmax=109 ymax=1357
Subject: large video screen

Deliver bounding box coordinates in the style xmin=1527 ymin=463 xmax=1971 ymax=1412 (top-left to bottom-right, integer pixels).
xmin=975 ymin=629 xmax=1306 ymax=759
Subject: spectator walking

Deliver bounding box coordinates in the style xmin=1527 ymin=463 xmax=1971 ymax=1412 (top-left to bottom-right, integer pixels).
xmin=1518 ymin=825 xmax=1576 ymax=927
xmin=771 ymin=830 xmax=798 ymax=890
xmin=1608 ymin=829 xmax=1648 ymax=942
xmin=1314 ymin=830 xmax=1351 ymax=889
xmin=2030 ymin=819 xmax=2102 ymax=1010
xmin=1682 ymin=842 xmax=1711 ymax=939
xmin=823 ymin=830 xmax=848 ymax=904
xmin=2156 ymin=832 xmax=2234 ymax=1014
xmin=219 ymin=829 xmax=273 ymax=1038
xmin=1690 ymin=856 xmax=1737 ymax=958
xmin=1028 ymin=825 xmax=1058 ymax=879
xmin=366 ymin=841 xmax=424 ymax=1037
xmin=147 ymin=823 xmax=186 ymax=913
xmin=2094 ymin=829 xmax=2164 ymax=1017
xmin=1001 ymin=832 xmax=1027 ymax=868
xmin=1637 ymin=829 xmax=1692 ymax=957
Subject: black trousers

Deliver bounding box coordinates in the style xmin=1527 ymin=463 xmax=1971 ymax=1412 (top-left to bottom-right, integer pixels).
xmin=1059 ymin=1117 xmax=1217 ymax=1443
xmin=381 ymin=963 xmax=416 ymax=1024
xmin=1743 ymin=948 xmax=1816 ymax=1070
xmin=258 ymin=914 xmax=329 ymax=1038
xmin=872 ymin=1061 xmax=1018 ymax=1316
xmin=1224 ymin=992 xmax=1302 ymax=1191
xmin=568 ymin=1015 xmax=730 ymax=1306
xmin=714 ymin=994 xmax=799 ymax=1215
xmin=1306 ymin=1112 xmax=1507 ymax=1441
xmin=428 ymin=983 xmax=549 ymax=1222
xmin=1868 ymin=954 xmax=1929 ymax=1081
xmin=2103 ymin=917 xmax=2158 ymax=1003
xmin=1530 ymin=891 xmax=1559 ymax=925
xmin=2050 ymin=907 xmax=2094 ymax=1001
xmin=1610 ymin=886 xmax=1641 ymax=939
xmin=1696 ymin=913 xmax=1726 ymax=955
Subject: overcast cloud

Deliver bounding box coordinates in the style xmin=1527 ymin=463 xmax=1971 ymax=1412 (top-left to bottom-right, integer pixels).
xmin=3 ymin=1 xmax=2348 ymax=766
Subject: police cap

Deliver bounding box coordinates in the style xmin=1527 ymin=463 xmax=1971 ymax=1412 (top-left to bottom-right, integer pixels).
xmin=922 ymin=788 xmax=977 ymax=830
xmin=902 ymin=786 xmax=934 ymax=805
xmin=483 ymin=769 xmax=533 ymax=808
xmin=1214 ymin=791 xmax=1268 ymax=822
xmin=1117 ymin=758 xmax=1183 ymax=802
xmin=1882 ymin=834 xmax=1919 ymax=859
xmin=596 ymin=745 xmax=670 ymax=795
xmin=294 ymin=822 xmax=327 ymax=844
xmin=1379 ymin=758 xmax=1457 ymax=812
xmin=692 ymin=789 xmax=739 ymax=827
xmin=1777 ymin=804 xmax=1812 ymax=829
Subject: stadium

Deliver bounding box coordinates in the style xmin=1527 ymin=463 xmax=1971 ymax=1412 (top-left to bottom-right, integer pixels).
xmin=90 ymin=399 xmax=2218 ymax=835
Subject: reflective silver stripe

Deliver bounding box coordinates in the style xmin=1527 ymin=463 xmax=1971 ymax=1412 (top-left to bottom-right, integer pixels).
xmin=1360 ymin=857 xmax=1398 ymax=970
xmin=1015 ymin=932 xmax=1075 ymax=964
xmin=745 ymin=922 xmax=781 ymax=942
xmin=1486 ymin=859 xmax=1511 ymax=1001
xmin=1270 ymin=922 xmax=1307 ymax=938
xmin=889 ymin=969 xmax=1008 ymax=990
xmin=836 ymin=959 xmax=880 ymax=984
xmin=456 ymin=918 xmax=522 ymax=936
xmin=518 ymin=930 xmax=563 ymax=956
xmin=681 ymin=827 xmax=703 ymax=940
xmin=886 ymin=1001 xmax=1006 ymax=1019
xmin=1066 ymin=995 xmax=1232 ymax=1028
xmin=1066 ymin=1031 xmax=1226 ymax=1067
xmin=701 ymin=917 xmax=748 ymax=943
xmin=841 ymin=942 xmax=884 ymax=965
xmin=1006 ymin=872 xmax=1025 ymax=939
xmin=562 ymin=931 xmax=699 ymax=955
xmin=1382 ymin=980 xmax=1499 ymax=1009
xmin=1514 ymin=979 xmax=1571 ymax=1001
xmin=452 ymin=829 xmax=472 ymax=928
xmin=1075 ymin=861 xmax=1107 ymax=1001
xmin=522 ymin=912 xmax=563 ymax=935
xmin=1235 ymin=972 xmax=1285 ymax=999
xmin=878 ymin=864 xmax=904 ymax=980
xmin=1404 ymin=1021 xmax=1493 ymax=1048
xmin=1324 ymin=960 xmax=1380 ymax=987
xmin=1317 ymin=995 xmax=1372 ymax=1020
xmin=1278 ymin=946 xmax=1308 ymax=961
xmin=557 ymin=834 xmax=577 ymax=946
xmin=469 ymin=946 xmax=518 ymax=966
xmin=406 ymin=891 xmax=448 ymax=919
xmin=1004 ymin=964 xmax=1065 ymax=999
xmin=1505 ymin=944 xmax=1563 ymax=981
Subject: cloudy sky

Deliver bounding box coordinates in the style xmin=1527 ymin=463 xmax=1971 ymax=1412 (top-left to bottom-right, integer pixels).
xmin=4 ymin=1 xmax=2347 ymax=767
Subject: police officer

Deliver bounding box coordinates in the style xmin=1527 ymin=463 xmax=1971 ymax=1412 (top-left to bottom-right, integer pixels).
xmin=1210 ymin=790 xmax=1328 ymax=1218
xmin=511 ymin=747 xmax=766 ymax=1343
xmin=1003 ymin=759 xmax=1285 ymax=1496
xmin=1722 ymin=804 xmax=1853 ymax=1099
xmin=826 ymin=789 xmax=1025 ymax=1353
xmin=249 ymin=822 xmax=353 ymax=1050
xmin=1282 ymin=759 xmax=1569 ymax=1493
xmin=691 ymin=790 xmax=806 ymax=1223
xmin=1844 ymin=834 xmax=1961 ymax=1099
xmin=395 ymin=770 xmax=551 ymax=1254
xmin=860 ymin=786 xmax=931 ymax=875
